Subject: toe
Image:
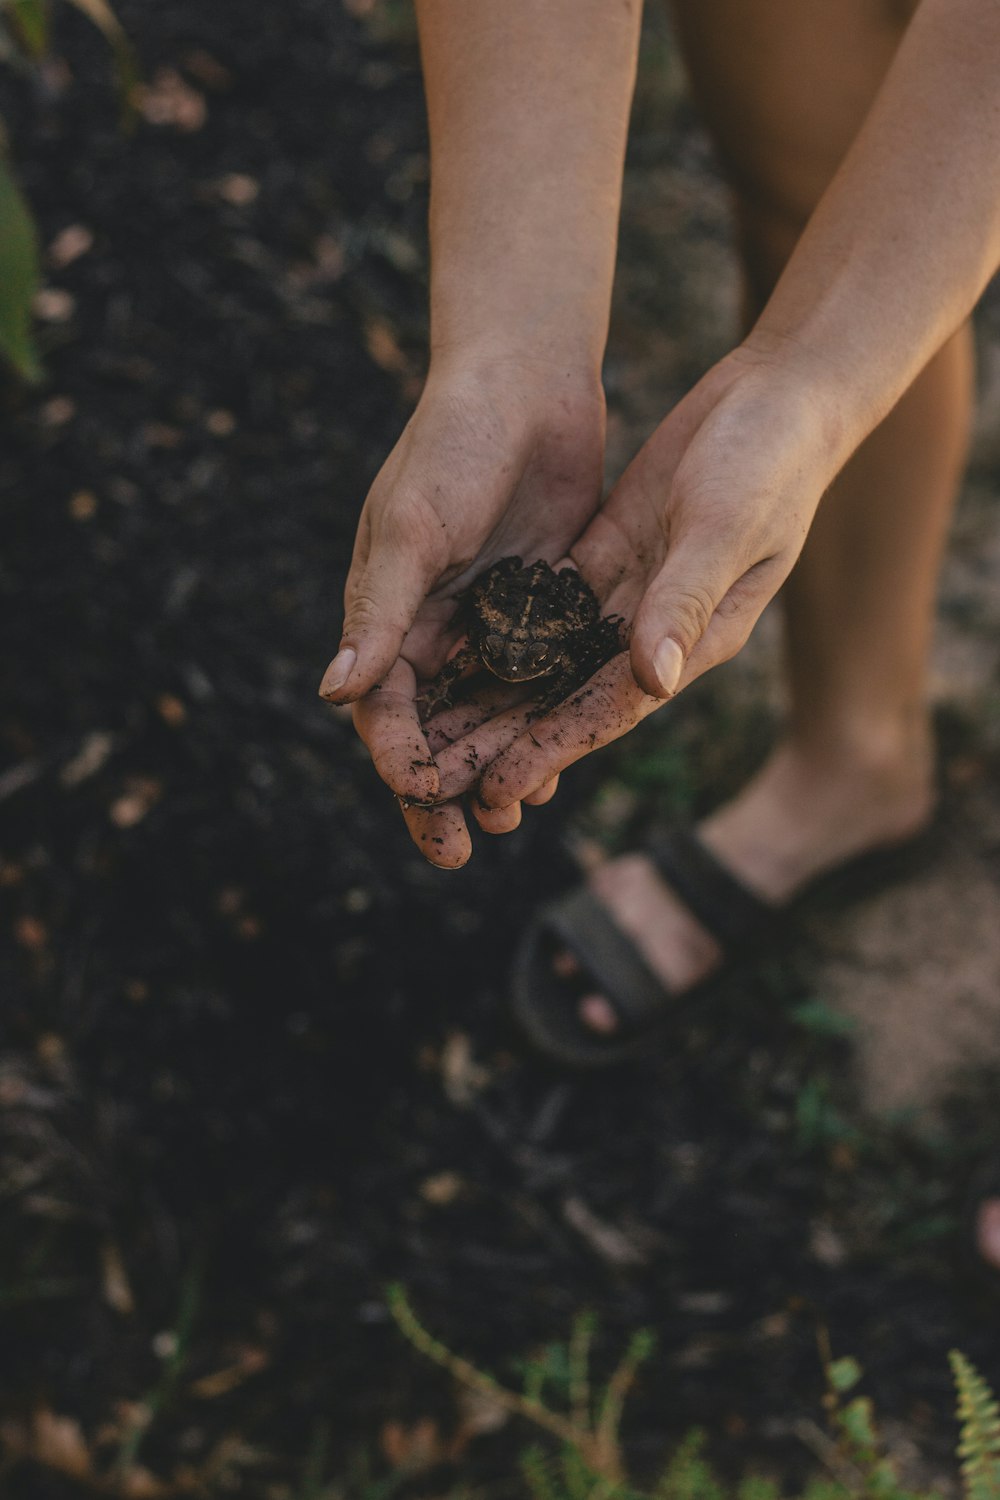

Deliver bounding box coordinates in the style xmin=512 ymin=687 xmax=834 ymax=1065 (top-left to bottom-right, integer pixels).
xmin=974 ymin=1197 xmax=1000 ymax=1272
xmin=551 ymin=948 xmax=580 ymax=980
xmin=579 ymin=995 xmax=619 ymax=1034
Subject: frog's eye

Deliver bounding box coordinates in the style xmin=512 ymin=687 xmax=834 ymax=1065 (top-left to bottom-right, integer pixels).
xmin=527 ymin=642 xmax=551 ymax=669
xmin=484 ymin=633 xmax=506 ymax=658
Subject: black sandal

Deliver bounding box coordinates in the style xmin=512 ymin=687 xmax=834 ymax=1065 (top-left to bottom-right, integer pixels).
xmin=510 ymin=821 xmax=938 ymax=1069
xmin=964 ymin=1163 xmax=1000 ymax=1294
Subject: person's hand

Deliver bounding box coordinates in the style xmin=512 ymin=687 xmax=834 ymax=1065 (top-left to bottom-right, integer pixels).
xmin=318 ymin=354 xmax=607 ymax=852
xmin=419 ymin=343 xmax=850 ymax=850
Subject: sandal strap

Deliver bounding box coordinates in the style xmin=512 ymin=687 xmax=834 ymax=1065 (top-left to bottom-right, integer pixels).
xmin=645 ymin=825 xmax=779 ymax=954
xmin=543 ymin=886 xmax=670 ymax=1029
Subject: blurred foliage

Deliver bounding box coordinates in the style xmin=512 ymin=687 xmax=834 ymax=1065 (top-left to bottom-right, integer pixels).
xmin=389 ymin=1285 xmax=1000 ymax=1500
xmin=0 ymin=0 xmax=135 ymax=381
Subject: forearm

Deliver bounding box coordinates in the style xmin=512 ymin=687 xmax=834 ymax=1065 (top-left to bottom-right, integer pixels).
xmin=417 ymin=0 xmax=643 ymax=377
xmin=750 ymin=0 xmax=1000 ymax=456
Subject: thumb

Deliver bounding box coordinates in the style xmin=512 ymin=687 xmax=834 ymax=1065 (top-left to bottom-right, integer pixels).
xmin=319 ymin=543 xmax=436 ymax=703
xmin=628 ymin=540 xmax=736 ymax=700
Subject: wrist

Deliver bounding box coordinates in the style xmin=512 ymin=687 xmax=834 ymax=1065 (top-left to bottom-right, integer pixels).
xmin=729 ymin=328 xmax=866 ymax=475
xmin=424 ymin=340 xmax=606 ymax=419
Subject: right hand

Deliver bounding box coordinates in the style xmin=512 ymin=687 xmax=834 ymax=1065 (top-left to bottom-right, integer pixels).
xmin=319 ymin=355 xmax=607 ymax=852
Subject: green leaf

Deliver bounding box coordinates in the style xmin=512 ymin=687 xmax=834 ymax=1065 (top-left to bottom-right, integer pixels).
xmin=828 ymin=1356 xmax=864 ymax=1395
xmin=4 ymin=0 xmax=50 ymax=57
xmin=791 ymin=999 xmax=857 ymax=1038
xmin=0 ymin=144 xmax=42 ymax=383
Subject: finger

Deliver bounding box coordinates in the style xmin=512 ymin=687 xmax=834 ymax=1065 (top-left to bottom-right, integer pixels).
xmin=422 ymin=678 xmax=529 ymax=756
xmin=627 ymin=536 xmax=746 ymax=700
xmin=471 ymin=797 xmax=522 ymax=835
xmin=399 ymin=797 xmax=473 ymax=869
xmin=351 ymin=659 xmax=440 ymax=804
xmin=479 ymin=654 xmax=661 ymax=808
xmin=523 ymin=774 xmax=559 ymax=807
xmin=675 ymin=553 xmax=789 ymax=685
xmin=319 ymin=506 xmax=439 ymax=703
xmin=434 ymin=698 xmax=545 ymax=800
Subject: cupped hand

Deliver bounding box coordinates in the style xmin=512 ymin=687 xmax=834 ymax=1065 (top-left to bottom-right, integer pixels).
xmin=429 ymin=343 xmax=850 ymax=828
xmin=319 ymin=354 xmax=607 ymax=851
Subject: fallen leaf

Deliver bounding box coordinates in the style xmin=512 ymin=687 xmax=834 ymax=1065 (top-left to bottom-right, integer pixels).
xmin=110 ymin=777 xmax=162 ymax=829
xmin=419 ymin=1171 xmax=464 ymax=1205
xmin=29 ymin=1408 xmax=92 ymax=1479
xmin=39 ymin=395 xmax=75 ymax=425
xmin=364 ymin=317 xmax=408 ymax=374
xmin=215 ymin=173 xmax=258 ymax=206
xmin=14 ymin=915 xmax=47 ymax=951
xmin=48 ymin=224 xmax=94 ymax=267
xmin=34 ymin=287 xmax=75 ymax=322
xmin=204 ymin=408 xmax=236 ymax=436
xmin=155 ymin=693 xmax=187 ymax=727
xmin=190 ymin=1345 xmax=268 ymax=1399
xmin=136 ymin=69 xmax=206 ymax=131
xmin=67 ymin=488 xmax=97 ymax=521
xmin=101 ymin=1240 xmax=135 ymax=1315
xmin=61 ymin=729 xmax=115 ymax=785
xmin=440 ymin=1032 xmax=489 ymax=1107
xmin=380 ymin=1417 xmax=446 ymax=1471
xmin=562 ymin=1195 xmax=649 ymax=1267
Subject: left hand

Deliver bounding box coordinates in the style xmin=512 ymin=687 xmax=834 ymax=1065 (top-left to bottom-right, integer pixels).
xmin=392 ymin=342 xmax=851 ymax=864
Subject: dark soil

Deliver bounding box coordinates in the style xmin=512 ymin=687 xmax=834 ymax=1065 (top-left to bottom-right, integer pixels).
xmin=0 ymin=4 xmax=997 ymax=1496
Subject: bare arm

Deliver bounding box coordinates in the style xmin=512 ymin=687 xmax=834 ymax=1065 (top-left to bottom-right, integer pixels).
xmin=748 ymin=0 xmax=1000 ymax=471
xmin=418 ymin=0 xmax=643 ymax=378
xmin=321 ymin=0 xmax=642 ymax=715
xmin=451 ymin=0 xmax=1000 ymax=828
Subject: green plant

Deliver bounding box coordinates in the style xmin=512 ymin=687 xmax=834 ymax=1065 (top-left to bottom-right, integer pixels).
xmin=388 ymin=1284 xmax=1000 ymax=1500
xmin=0 ymin=0 xmax=135 ymax=381
xmin=951 ymin=1350 xmax=1000 ymax=1500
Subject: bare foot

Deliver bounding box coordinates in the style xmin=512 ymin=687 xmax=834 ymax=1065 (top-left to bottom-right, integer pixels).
xmin=975 ymin=1200 xmax=1000 ymax=1274
xmin=554 ymin=729 xmax=935 ymax=1031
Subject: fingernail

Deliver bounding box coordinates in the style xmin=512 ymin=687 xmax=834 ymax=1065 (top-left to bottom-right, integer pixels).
xmin=652 ymin=638 xmax=684 ymax=697
xmin=318 ymin=647 xmax=357 ymax=699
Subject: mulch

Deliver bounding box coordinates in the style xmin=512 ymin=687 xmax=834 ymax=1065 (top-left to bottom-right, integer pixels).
xmin=0 ymin=3 xmax=996 ymax=1494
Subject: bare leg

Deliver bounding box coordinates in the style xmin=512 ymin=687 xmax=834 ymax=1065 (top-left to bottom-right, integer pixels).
xmin=558 ymin=0 xmax=970 ymax=1086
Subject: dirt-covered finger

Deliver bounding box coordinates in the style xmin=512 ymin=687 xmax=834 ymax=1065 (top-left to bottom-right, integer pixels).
xmin=421 ymin=679 xmax=529 ymax=756
xmin=478 ymin=655 xmax=660 ymax=808
xmin=398 ymin=797 xmax=472 ymax=869
xmin=351 ymin=659 xmax=439 ymax=803
xmin=522 ymin=774 xmax=559 ymax=806
xmin=433 ymin=700 xmax=544 ymax=800
xmin=471 ymin=797 xmax=522 ymax=835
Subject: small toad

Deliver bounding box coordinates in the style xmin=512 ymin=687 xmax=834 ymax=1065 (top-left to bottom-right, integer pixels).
xmin=419 ymin=555 xmax=623 ymax=718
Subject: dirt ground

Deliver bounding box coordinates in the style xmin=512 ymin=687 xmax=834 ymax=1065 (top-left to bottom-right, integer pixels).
xmin=1 ymin=3 xmax=998 ymax=1496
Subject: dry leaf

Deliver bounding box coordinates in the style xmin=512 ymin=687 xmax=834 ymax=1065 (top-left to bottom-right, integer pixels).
xmin=136 ymin=69 xmax=207 ymax=132
xmin=155 ymin=693 xmax=187 ymax=727
xmin=215 ymin=173 xmax=258 ymax=206
xmin=204 ymin=409 xmax=236 ymax=436
xmin=190 ymin=1345 xmax=268 ymax=1399
xmin=120 ymin=1464 xmax=170 ymax=1498
xmin=454 ymin=1384 xmax=509 ymax=1439
xmin=110 ymin=777 xmax=162 ymax=828
xmin=440 ymin=1032 xmax=489 ymax=1107
xmin=29 ymin=1408 xmax=92 ymax=1479
xmin=61 ymin=729 xmax=115 ymax=785
xmin=40 ymin=396 xmax=76 ymax=426
xmin=562 ymin=1195 xmax=649 ymax=1267
xmin=34 ymin=288 xmax=75 ymax=322
xmin=364 ymin=317 xmax=408 ymax=374
xmin=48 ymin=224 xmax=94 ymax=267
xmin=101 ymin=1240 xmax=135 ymax=1315
xmin=419 ymin=1171 xmax=464 ymax=1205
xmin=14 ymin=914 xmax=47 ymax=951
xmin=380 ymin=1417 xmax=446 ymax=1471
